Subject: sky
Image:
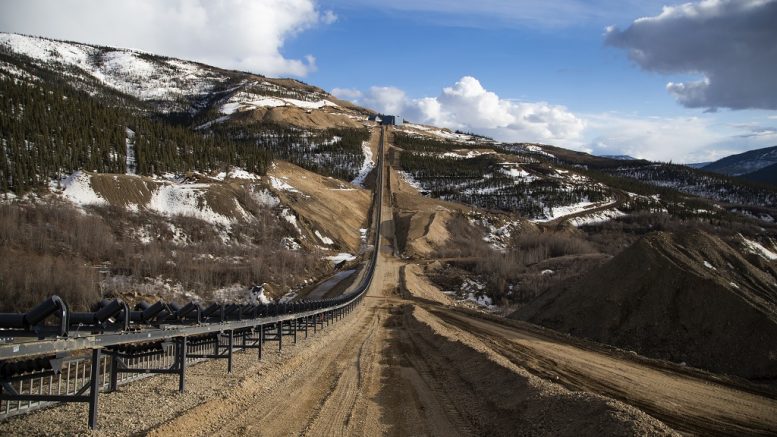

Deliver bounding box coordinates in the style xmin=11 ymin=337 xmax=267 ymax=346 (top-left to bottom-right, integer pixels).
xmin=0 ymin=0 xmax=776 ymax=163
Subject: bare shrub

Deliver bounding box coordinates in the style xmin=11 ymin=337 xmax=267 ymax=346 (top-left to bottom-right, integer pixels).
xmin=0 ymin=199 xmax=320 ymax=310
xmin=0 ymin=203 xmax=115 ymax=261
xmin=0 ymin=248 xmax=99 ymax=312
xmin=513 ymin=232 xmax=596 ymax=264
xmin=439 ymin=213 xmax=599 ymax=304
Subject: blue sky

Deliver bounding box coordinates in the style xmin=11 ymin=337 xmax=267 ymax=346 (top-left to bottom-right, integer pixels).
xmin=2 ymin=0 xmax=775 ymax=162
xmin=293 ymin=1 xmax=670 ymax=112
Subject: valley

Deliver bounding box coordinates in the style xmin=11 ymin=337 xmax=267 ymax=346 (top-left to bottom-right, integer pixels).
xmin=3 ymin=128 xmax=775 ymax=436
xmin=1 ymin=33 xmax=777 ymax=436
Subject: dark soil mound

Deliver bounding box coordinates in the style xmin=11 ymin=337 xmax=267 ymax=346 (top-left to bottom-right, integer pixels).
xmin=511 ymin=230 xmax=777 ymax=379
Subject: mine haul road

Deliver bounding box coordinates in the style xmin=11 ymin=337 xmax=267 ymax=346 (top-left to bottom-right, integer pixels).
xmin=3 ymin=126 xmax=776 ymax=436
xmin=149 ymin=128 xmax=777 ymax=437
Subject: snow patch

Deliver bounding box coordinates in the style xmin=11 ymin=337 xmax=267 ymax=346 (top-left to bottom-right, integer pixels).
xmin=281 ymin=208 xmax=301 ymax=234
xmin=270 ymin=176 xmax=299 ymax=193
xmin=59 ymin=172 xmax=107 ymax=206
xmin=398 ymin=171 xmax=425 ymax=192
xmin=281 ymin=237 xmax=301 ymax=251
xmin=531 ymin=199 xmax=617 ymax=223
xmin=219 ymin=92 xmax=338 ymax=115
xmin=315 ymin=230 xmax=334 ymax=245
xmin=148 ymin=184 xmax=236 ymax=226
xmin=326 ymin=253 xmax=356 ymax=263
xmin=568 ymin=209 xmax=626 ymax=227
xmin=214 ymin=167 xmax=260 ymax=181
xmin=252 ymin=188 xmax=280 ymax=208
xmin=525 ymin=145 xmax=555 ymax=159
xmin=740 ymin=235 xmax=777 ymax=261
xmin=125 ymin=128 xmax=137 ymax=175
xmin=351 ymin=141 xmax=374 ymax=187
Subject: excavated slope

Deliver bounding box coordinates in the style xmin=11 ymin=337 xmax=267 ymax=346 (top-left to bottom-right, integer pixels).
xmin=512 ymin=230 xmax=777 ymax=379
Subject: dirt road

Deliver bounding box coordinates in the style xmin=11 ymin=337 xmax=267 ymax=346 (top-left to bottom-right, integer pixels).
xmin=146 ymin=140 xmax=676 ymax=436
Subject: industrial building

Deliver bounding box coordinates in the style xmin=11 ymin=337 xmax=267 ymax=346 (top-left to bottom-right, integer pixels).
xmin=368 ymin=114 xmax=403 ymax=126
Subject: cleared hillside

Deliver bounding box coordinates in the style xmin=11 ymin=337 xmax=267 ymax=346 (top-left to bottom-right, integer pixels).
xmin=512 ymin=229 xmax=777 ymax=379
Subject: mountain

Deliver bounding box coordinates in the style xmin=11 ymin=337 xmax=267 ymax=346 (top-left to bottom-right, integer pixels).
xmin=702 ymin=145 xmax=777 ymax=177
xmin=0 ymin=33 xmax=367 ymax=121
xmin=741 ymin=162 xmax=777 ymax=185
xmin=599 ymin=154 xmax=637 ymax=160
xmin=0 ymin=33 xmax=378 ymax=309
xmin=0 ymin=32 xmax=373 ymax=192
xmin=2 ymin=32 xmax=777 ymax=389
xmin=511 ymin=229 xmax=777 ymax=379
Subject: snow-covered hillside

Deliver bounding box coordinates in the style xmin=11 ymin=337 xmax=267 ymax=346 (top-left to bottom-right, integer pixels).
xmin=0 ymin=32 xmax=367 ymax=121
xmin=0 ymin=33 xmax=227 ymax=112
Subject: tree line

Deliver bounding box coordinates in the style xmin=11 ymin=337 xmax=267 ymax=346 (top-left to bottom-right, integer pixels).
xmin=399 ymin=150 xmax=610 ymax=218
xmin=211 ymin=121 xmax=369 ymax=181
xmin=0 ymin=77 xmax=271 ymax=193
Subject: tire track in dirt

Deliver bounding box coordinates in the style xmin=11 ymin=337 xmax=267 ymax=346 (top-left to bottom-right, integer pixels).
xmin=147 ymin=301 xmax=382 ymax=437
xmin=301 ymin=310 xmax=382 ymax=436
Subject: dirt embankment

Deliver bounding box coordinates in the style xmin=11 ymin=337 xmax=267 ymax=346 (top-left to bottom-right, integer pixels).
xmin=401 ymin=264 xmax=452 ymax=305
xmin=268 ymin=160 xmax=372 ymax=253
xmin=387 ymin=164 xmax=471 ymax=259
xmin=513 ymin=229 xmax=777 ymax=379
xmin=232 ymin=106 xmax=364 ymax=130
xmin=399 ymin=305 xmax=677 ymax=436
xmin=429 ymin=306 xmax=777 ymax=435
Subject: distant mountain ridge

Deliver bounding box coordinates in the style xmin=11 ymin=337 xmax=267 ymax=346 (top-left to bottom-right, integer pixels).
xmin=702 ymin=145 xmax=777 ymax=178
xmin=599 ymin=154 xmax=637 ymax=161
xmin=2 ymin=32 xmax=776 ymax=223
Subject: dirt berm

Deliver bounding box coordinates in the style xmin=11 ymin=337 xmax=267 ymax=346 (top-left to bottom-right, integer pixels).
xmin=512 ymin=229 xmax=777 ymax=379
xmin=404 ymin=305 xmax=676 ymax=436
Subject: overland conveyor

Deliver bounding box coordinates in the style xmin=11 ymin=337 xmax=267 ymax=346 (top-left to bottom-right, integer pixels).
xmin=0 ymin=126 xmax=386 ymax=429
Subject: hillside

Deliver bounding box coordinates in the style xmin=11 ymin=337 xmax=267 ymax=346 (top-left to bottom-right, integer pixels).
xmin=392 ymin=124 xmax=777 ymax=225
xmin=0 ymin=33 xmax=379 ymax=309
xmin=703 ymin=145 xmax=777 ymax=177
xmin=512 ymin=229 xmax=777 ymax=379
xmin=2 ymin=31 xmax=777 ymax=437
xmin=740 ymin=161 xmax=777 ymax=186
xmin=3 ymin=31 xmax=777 ymax=370
xmin=0 ymin=32 xmax=374 ymax=193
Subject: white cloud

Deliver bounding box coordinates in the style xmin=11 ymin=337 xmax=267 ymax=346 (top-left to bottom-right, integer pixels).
xmin=584 ymin=114 xmax=723 ymax=162
xmin=338 ymin=76 xmax=774 ymax=163
xmin=363 ymin=86 xmax=410 ymax=116
xmin=330 ymin=87 xmax=362 ymax=100
xmin=349 ymin=76 xmax=585 ymax=146
xmin=0 ymin=0 xmax=336 ymax=77
xmin=606 ymin=0 xmax=777 ymax=110
xmin=583 ymin=113 xmax=777 ymax=163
